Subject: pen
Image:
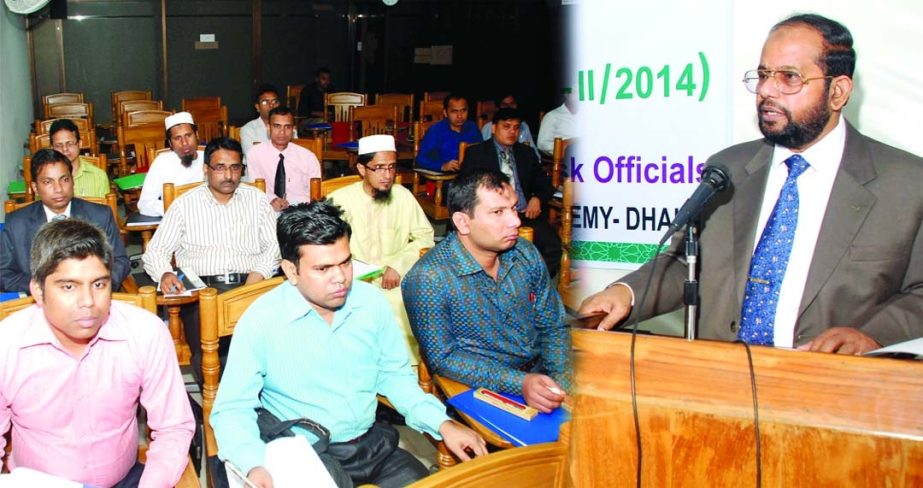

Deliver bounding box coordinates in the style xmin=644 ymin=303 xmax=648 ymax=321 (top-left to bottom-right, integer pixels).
xmin=171 ymin=272 xmax=185 ymax=294
xmin=225 ymin=462 xmax=259 ymax=488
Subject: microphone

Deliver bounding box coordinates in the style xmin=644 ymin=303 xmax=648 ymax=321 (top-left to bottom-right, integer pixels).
xmin=663 ymin=164 xmax=731 ymax=239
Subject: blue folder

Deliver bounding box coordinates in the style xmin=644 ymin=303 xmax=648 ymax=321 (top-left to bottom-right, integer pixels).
xmin=447 ymin=389 xmax=568 ymax=447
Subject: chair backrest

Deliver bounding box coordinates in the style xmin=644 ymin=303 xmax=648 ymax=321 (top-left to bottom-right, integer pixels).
xmin=29 ymin=129 xmax=97 ymax=155
xmin=185 ymin=104 xmax=228 ymax=142
xmin=308 ymin=175 xmax=361 ymax=201
xmin=286 ymin=84 xmax=304 ymax=113
xmin=117 ymin=100 xmax=164 ymax=125
xmin=111 ymin=90 xmax=153 ymax=124
xmin=45 ymin=102 xmax=93 ymax=123
xmin=122 ymin=109 xmax=172 ymax=128
xmin=117 ymin=124 xmax=167 ymax=174
xmin=43 ymin=92 xmax=84 ymax=106
xmin=0 ymin=286 xmax=157 ymax=320
xmin=198 ymin=278 xmax=286 ymax=463
xmin=182 ymin=96 xmax=221 ymax=112
xmin=375 ymin=93 xmax=414 ymax=122
xmin=228 ymin=125 xmax=240 ymax=142
xmin=324 ymin=92 xmax=367 ymax=122
xmin=558 ymin=175 xmax=574 ymax=291
xmin=418 ymin=99 xmax=444 ymax=123
xmin=163 ymin=179 xmax=265 ymax=213
xmin=81 ymin=192 xmax=121 ymax=229
xmin=290 ymin=137 xmax=324 ymax=161
xmin=352 ymin=104 xmax=398 ymax=139
xmin=423 ymin=91 xmax=450 ymax=103
xmin=477 ymin=100 xmax=498 ymax=130
xmin=35 ymin=117 xmax=92 ymax=135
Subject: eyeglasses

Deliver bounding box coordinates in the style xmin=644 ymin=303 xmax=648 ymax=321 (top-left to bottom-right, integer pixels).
xmin=207 ymin=163 xmax=245 ymax=173
xmin=742 ymin=69 xmax=834 ymax=95
xmin=259 ymin=98 xmax=281 ymax=106
xmin=365 ymin=164 xmax=398 ymax=174
xmin=52 ymin=141 xmax=79 ymax=151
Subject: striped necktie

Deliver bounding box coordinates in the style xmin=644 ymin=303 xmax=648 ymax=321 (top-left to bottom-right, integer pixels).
xmin=738 ymin=154 xmax=810 ymax=345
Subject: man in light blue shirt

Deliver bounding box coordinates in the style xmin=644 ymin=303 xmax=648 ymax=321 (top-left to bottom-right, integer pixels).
xmin=211 ymin=200 xmax=486 ymax=488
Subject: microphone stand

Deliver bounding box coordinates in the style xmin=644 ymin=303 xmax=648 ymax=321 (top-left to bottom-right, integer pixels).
xmin=683 ymin=222 xmax=700 ymax=341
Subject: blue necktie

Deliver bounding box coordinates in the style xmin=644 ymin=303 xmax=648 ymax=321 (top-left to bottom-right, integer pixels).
xmin=738 ymin=154 xmax=810 ymax=345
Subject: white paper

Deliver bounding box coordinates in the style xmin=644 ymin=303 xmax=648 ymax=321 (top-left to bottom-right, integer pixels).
xmin=865 ymin=337 xmax=923 ymax=357
xmin=0 ymin=467 xmax=82 ymax=487
xmin=225 ymin=436 xmax=336 ymax=487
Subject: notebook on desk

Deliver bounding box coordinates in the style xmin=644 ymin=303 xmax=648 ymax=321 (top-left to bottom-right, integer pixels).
xmin=447 ymin=389 xmax=568 ymax=447
xmin=125 ymin=212 xmax=162 ymax=227
xmin=113 ymin=173 xmax=147 ymax=191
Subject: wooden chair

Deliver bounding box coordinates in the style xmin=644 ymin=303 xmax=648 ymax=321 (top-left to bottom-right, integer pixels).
xmin=163 ymin=179 xmax=265 ymax=212
xmin=185 ymin=104 xmax=228 ymax=142
xmin=412 ymin=137 xmax=467 ymax=221
xmin=197 ymin=279 xmax=285 ymax=488
xmin=290 ymin=137 xmax=324 ymax=161
xmin=117 ymin=111 xmax=172 ymax=175
xmin=476 ymin=100 xmax=498 ymax=130
xmin=423 ymin=91 xmax=450 ymax=103
xmin=45 ymin=102 xmax=94 ymax=124
xmin=419 ymin=99 xmax=444 ymax=123
xmin=228 ymin=125 xmax=240 ymax=142
xmin=181 ymin=96 xmax=221 ymax=112
xmin=376 ymin=93 xmax=414 ymax=122
xmin=352 ymin=104 xmax=398 ymax=139
xmin=42 ymin=92 xmax=83 ymax=108
xmin=29 ymin=129 xmax=97 ymax=155
xmin=324 ymin=91 xmax=367 ymax=123
xmin=122 ymin=109 xmax=172 ymax=128
xmin=550 ymin=137 xmax=573 ymax=189
xmin=406 ymin=442 xmax=568 ymax=488
xmin=309 ymin=175 xmax=361 ymax=201
xmin=111 ymin=90 xmax=153 ymax=125
xmin=117 ymin=100 xmax=164 ymax=126
xmin=35 ymin=117 xmax=92 ymax=135
xmin=286 ymin=84 xmax=304 ymax=113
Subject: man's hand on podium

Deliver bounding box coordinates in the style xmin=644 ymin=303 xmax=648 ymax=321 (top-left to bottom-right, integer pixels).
xmin=796 ymin=327 xmax=881 ymax=355
xmin=577 ymin=283 xmax=634 ymax=331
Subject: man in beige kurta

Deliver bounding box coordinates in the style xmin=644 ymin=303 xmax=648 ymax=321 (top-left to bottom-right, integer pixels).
xmin=328 ymin=135 xmax=434 ymax=363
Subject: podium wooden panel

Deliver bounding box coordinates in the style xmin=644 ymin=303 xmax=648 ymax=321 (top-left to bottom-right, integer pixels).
xmin=571 ymin=329 xmax=923 ymax=487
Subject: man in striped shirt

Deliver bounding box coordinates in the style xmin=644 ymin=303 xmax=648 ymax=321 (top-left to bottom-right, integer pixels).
xmin=142 ymin=137 xmax=280 ymax=382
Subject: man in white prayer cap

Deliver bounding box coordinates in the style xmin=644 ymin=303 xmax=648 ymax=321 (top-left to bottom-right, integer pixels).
xmin=138 ymin=111 xmax=205 ymax=217
xmin=327 ymin=134 xmax=434 ymax=364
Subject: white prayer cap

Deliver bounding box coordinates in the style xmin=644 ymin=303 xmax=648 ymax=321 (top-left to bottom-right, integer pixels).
xmin=358 ymin=134 xmax=395 ymax=155
xmin=165 ymin=111 xmax=195 ymax=131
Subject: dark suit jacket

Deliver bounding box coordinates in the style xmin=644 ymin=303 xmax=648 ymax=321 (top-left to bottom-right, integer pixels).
xmin=461 ymin=138 xmax=554 ymax=206
xmin=622 ymin=122 xmax=923 ymax=347
xmin=0 ymin=198 xmax=130 ymax=293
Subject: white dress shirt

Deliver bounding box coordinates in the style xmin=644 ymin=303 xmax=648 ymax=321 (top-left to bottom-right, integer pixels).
xmin=240 ymin=116 xmax=269 ymax=156
xmin=752 ymin=115 xmax=847 ymax=347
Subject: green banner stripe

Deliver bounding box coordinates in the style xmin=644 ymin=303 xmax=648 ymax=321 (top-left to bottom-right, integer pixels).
xmin=572 ymin=241 xmax=668 ymax=264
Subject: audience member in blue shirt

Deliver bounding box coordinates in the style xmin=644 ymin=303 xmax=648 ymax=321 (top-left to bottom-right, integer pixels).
xmin=415 ymin=94 xmax=482 ymax=172
xmin=403 ymin=170 xmax=572 ymax=414
xmin=211 ymin=201 xmax=486 ymax=488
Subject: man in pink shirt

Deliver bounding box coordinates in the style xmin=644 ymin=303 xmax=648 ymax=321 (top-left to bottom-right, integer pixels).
xmin=0 ymin=219 xmax=194 ymax=487
xmin=246 ymin=105 xmax=321 ymax=212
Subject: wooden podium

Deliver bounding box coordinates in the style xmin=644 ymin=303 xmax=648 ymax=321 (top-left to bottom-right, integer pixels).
xmin=570 ymin=329 xmax=923 ymax=486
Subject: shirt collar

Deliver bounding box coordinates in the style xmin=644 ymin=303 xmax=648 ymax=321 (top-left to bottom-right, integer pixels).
xmin=444 ymin=232 xmax=521 ymax=279
xmin=770 ymin=114 xmax=847 ymax=177
xmin=42 ymin=201 xmax=72 ymax=222
xmin=279 ymin=280 xmax=358 ymax=331
xmin=492 ymin=138 xmax=512 ymax=154
xmin=19 ymin=304 xmax=126 ymax=352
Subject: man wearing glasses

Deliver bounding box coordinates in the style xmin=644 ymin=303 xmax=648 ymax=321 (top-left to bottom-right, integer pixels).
xmin=327 ymin=135 xmax=434 ymax=364
xmin=579 ymin=14 xmax=923 ymax=354
xmin=240 ymin=84 xmax=281 ymax=152
xmin=143 ymin=137 xmax=280 ymax=381
xmin=246 ymin=105 xmax=321 ymax=212
xmin=49 ymin=118 xmax=110 ymax=198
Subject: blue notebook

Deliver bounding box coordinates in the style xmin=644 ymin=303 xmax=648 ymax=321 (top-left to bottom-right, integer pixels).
xmin=447 ymin=389 xmax=568 ymax=447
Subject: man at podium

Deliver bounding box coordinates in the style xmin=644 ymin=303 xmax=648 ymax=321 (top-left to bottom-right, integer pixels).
xmin=579 ymin=14 xmax=923 ymax=355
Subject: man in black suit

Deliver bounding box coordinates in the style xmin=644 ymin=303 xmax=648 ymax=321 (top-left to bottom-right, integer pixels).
xmin=461 ymin=108 xmax=562 ymax=277
xmin=1 ymin=149 xmax=129 ymax=294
